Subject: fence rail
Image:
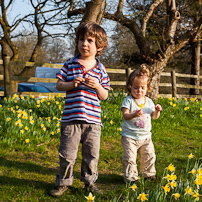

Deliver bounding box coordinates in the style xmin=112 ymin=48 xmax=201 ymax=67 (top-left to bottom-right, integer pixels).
xmin=0 ymin=59 xmax=202 ymax=98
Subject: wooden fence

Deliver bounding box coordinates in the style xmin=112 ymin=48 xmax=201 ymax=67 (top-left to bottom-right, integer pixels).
xmin=0 ymin=59 xmax=202 ymax=99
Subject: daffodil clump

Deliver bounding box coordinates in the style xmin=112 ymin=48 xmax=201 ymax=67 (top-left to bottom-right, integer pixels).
xmin=0 ymin=94 xmax=64 ymax=150
xmin=107 ymin=154 xmax=201 ymax=202
xmin=160 ymin=154 xmax=202 ymax=201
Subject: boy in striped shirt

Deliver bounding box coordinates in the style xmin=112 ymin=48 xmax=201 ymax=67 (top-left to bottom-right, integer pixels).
xmin=49 ymin=22 xmax=110 ymax=197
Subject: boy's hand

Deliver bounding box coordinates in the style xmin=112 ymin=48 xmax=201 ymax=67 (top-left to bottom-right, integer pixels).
xmin=84 ymin=76 xmax=100 ymax=89
xmin=155 ymin=104 xmax=162 ymax=112
xmin=74 ymin=76 xmax=85 ymax=87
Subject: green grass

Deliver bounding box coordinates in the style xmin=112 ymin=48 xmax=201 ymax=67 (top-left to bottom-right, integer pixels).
xmin=0 ymin=93 xmax=201 ymax=201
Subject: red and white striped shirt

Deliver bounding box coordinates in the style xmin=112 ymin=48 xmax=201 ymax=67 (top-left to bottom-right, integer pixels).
xmin=57 ymin=55 xmax=110 ymax=125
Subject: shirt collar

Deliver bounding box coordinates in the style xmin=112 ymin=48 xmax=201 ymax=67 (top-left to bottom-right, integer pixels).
xmin=73 ymin=54 xmax=102 ymax=70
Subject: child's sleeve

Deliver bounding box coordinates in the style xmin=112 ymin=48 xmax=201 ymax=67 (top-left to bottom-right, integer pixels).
xmin=101 ymin=66 xmax=110 ymax=90
xmin=57 ymin=61 xmax=69 ymax=82
xmin=121 ymin=96 xmax=131 ymax=111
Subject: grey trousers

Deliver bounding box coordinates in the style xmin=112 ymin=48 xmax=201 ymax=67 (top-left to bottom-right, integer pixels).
xmin=55 ymin=121 xmax=101 ymax=186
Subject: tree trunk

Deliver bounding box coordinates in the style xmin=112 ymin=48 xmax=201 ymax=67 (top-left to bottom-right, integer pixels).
xmin=190 ymin=40 xmax=200 ymax=95
xmin=82 ymin=0 xmax=106 ymax=24
xmin=147 ymin=59 xmax=168 ymax=100
xmin=1 ymin=39 xmax=12 ymax=97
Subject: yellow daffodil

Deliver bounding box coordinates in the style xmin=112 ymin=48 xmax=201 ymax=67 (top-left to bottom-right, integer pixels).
xmin=20 ymin=129 xmax=25 ymax=134
xmin=188 ymin=153 xmax=194 ymax=159
xmin=185 ymin=186 xmax=192 ymax=195
xmin=42 ymin=127 xmax=46 ymax=131
xmin=25 ymin=139 xmax=30 ymax=143
xmin=118 ymin=128 xmax=122 ymax=131
xmin=30 ymin=120 xmax=34 ymax=124
xmin=189 ymin=169 xmax=196 ymax=174
xmin=110 ymin=120 xmax=113 ymax=124
xmin=172 ymin=193 xmax=180 ymax=200
xmin=6 ymin=118 xmax=12 ymax=121
xmin=85 ymin=192 xmax=95 ymax=202
xmin=18 ymin=123 xmax=23 ymax=127
xmin=191 ymin=190 xmax=202 ymax=201
xmin=166 ymin=163 xmax=175 ymax=172
xmin=50 ymin=132 xmax=54 ymax=135
xmin=24 ymin=126 xmax=29 ymax=130
xmin=163 ymin=173 xmax=177 ymax=181
xmin=130 ymin=184 xmax=137 ymax=191
xmin=104 ymin=115 xmax=106 ymax=118
xmin=137 ymin=193 xmax=148 ymax=201
xmin=173 ymin=104 xmax=176 ymax=107
xmin=197 ymin=168 xmax=202 ymax=175
xmin=162 ymin=184 xmax=170 ymax=194
xmin=194 ymin=177 xmax=202 ymax=187
xmin=168 ymin=181 xmax=176 ymax=189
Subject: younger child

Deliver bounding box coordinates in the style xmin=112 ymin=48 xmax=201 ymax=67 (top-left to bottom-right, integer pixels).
xmin=49 ymin=22 xmax=110 ymax=197
xmin=121 ymin=65 xmax=162 ymax=183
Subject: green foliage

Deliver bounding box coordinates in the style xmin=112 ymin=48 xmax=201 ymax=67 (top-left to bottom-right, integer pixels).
xmin=0 ymin=93 xmax=202 ymax=201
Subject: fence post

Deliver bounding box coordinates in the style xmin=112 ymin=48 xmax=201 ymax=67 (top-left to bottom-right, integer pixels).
xmin=126 ymin=67 xmax=132 ymax=81
xmin=3 ymin=56 xmax=12 ymax=97
xmin=171 ymin=70 xmax=177 ymax=98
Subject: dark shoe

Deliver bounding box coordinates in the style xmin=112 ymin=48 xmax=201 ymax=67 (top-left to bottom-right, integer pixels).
xmin=145 ymin=176 xmax=156 ymax=181
xmin=85 ymin=183 xmax=103 ymax=194
xmin=49 ymin=186 xmax=68 ymax=197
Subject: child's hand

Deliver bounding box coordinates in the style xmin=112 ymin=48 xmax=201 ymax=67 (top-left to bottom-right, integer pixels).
xmin=74 ymin=76 xmax=85 ymax=87
xmin=155 ymin=104 xmax=162 ymax=112
xmin=134 ymin=109 xmax=143 ymax=117
xmin=85 ymin=76 xmax=100 ymax=89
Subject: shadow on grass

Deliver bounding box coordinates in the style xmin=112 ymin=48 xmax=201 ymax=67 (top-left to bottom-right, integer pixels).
xmin=0 ymin=156 xmax=58 ymax=175
xmin=0 ymin=155 xmax=124 ymax=192
xmin=98 ymin=173 xmax=124 ymax=185
xmin=0 ymin=175 xmax=52 ymax=190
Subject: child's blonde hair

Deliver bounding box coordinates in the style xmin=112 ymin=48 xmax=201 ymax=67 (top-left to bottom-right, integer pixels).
xmin=126 ymin=64 xmax=151 ymax=93
xmin=75 ymin=21 xmax=108 ymax=56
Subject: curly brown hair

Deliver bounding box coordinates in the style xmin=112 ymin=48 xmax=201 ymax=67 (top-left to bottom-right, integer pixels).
xmin=126 ymin=64 xmax=151 ymax=94
xmin=75 ymin=21 xmax=108 ymax=56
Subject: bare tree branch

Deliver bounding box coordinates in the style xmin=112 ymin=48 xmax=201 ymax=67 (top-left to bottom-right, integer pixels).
xmin=116 ymin=0 xmax=124 ymax=14
xmin=104 ymin=11 xmax=152 ymax=60
xmin=141 ymin=0 xmax=164 ymax=37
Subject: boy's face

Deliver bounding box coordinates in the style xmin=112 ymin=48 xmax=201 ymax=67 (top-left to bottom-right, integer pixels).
xmin=131 ymin=76 xmax=148 ymax=100
xmin=78 ymin=35 xmax=102 ymax=59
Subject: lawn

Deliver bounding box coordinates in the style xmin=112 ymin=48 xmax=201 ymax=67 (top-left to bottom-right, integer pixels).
xmin=0 ymin=93 xmax=201 ymax=201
